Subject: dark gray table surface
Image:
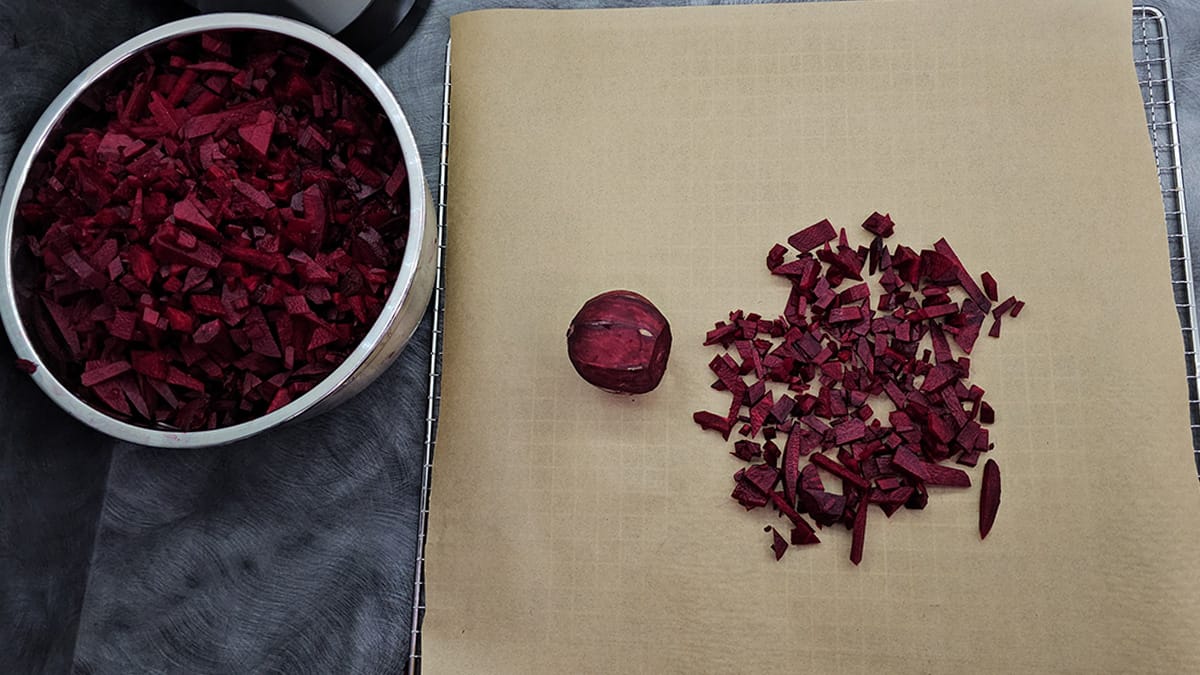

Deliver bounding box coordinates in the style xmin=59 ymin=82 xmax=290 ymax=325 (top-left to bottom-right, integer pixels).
xmin=3 ymin=1 xmax=1198 ymax=672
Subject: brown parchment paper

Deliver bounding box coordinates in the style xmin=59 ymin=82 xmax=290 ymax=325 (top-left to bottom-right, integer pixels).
xmin=423 ymin=1 xmax=1200 ymax=672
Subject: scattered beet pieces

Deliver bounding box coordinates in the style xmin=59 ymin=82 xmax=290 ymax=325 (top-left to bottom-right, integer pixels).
xmin=566 ymin=290 xmax=671 ymax=394
xmin=694 ymin=215 xmax=1022 ymax=564
xmin=14 ymin=30 xmax=411 ymax=430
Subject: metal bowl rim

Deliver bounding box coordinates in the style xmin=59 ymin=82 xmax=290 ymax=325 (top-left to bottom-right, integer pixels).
xmin=0 ymin=13 xmax=429 ymax=448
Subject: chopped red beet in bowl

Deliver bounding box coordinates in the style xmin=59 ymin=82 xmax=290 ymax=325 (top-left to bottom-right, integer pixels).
xmin=0 ymin=19 xmax=432 ymax=441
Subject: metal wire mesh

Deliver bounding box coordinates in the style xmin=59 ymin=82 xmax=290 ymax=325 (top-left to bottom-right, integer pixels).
xmin=1133 ymin=6 xmax=1200 ymax=476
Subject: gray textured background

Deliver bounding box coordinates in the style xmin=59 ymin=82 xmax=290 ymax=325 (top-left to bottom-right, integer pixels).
xmin=2 ymin=1 xmax=1198 ymax=673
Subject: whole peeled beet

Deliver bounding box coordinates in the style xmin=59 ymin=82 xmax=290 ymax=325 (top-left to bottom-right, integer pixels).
xmin=566 ymin=290 xmax=672 ymax=394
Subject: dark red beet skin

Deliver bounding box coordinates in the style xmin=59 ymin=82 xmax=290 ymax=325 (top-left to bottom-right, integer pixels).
xmin=567 ymin=290 xmax=671 ymax=394
xmin=14 ymin=30 xmax=410 ymax=430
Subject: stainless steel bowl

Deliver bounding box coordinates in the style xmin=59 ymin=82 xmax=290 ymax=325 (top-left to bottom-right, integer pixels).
xmin=0 ymin=13 xmax=436 ymax=448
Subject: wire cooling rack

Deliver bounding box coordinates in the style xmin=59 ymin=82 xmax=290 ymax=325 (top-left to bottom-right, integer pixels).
xmin=407 ymin=8 xmax=1200 ymax=670
xmin=1133 ymin=6 xmax=1200 ymax=477
xmin=407 ymin=38 xmax=449 ymax=675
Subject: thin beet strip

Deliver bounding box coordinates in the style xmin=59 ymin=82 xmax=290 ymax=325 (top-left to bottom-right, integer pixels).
xmin=979 ymin=459 xmax=1002 ymax=539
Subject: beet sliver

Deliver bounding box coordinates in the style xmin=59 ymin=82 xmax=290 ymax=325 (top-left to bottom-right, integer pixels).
xmin=979 ymin=459 xmax=1002 ymax=539
xmin=783 ymin=424 xmax=803 ymax=504
xmin=849 ymin=490 xmax=868 ymax=565
xmin=922 ymin=462 xmax=971 ymax=488
xmin=810 ymin=452 xmax=869 ymax=491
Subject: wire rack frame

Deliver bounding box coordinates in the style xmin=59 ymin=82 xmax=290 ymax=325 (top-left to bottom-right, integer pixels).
xmin=1133 ymin=6 xmax=1200 ymax=476
xmin=407 ymin=8 xmax=1200 ymax=671
xmin=407 ymin=37 xmax=450 ymax=675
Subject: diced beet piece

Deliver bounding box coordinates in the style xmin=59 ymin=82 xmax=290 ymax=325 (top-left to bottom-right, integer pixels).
xmin=166 ymin=367 xmax=205 ymax=392
xmin=905 ymin=482 xmax=929 ymax=510
xmin=200 ymin=33 xmax=232 ymax=58
xmin=875 ymin=476 xmax=902 ymax=491
xmin=799 ymin=462 xmax=823 ymax=492
xmin=744 ymin=463 xmax=780 ymax=495
xmin=704 ymin=323 xmax=739 ymax=347
xmin=860 ymin=211 xmax=895 ymax=238
xmin=988 ymin=316 xmax=1002 ymax=338
xmin=923 ymin=463 xmax=971 ymax=487
xmin=732 ymin=481 xmax=770 ymax=510
xmin=186 ymin=60 xmax=239 ymax=74
xmin=383 ymin=161 xmax=408 ymax=198
xmin=173 ymin=197 xmax=219 ymax=239
xmin=954 ymin=448 xmax=981 ymax=467
xmin=266 ymin=387 xmax=292 ymax=413
xmin=787 ymin=219 xmax=837 ymax=253
xmin=732 ymin=440 xmax=762 ymax=461
xmin=769 ymin=393 xmax=795 ymax=424
xmin=766 ymin=243 xmax=788 ymax=271
xmin=980 ymin=459 xmax=1001 ymax=539
xmin=953 ymin=316 xmax=984 ymax=354
xmin=980 ymin=271 xmax=998 ymax=301
xmin=890 ymin=446 xmax=929 ymax=482
xmin=925 ymin=414 xmax=953 ymax=445
xmin=130 ymin=351 xmax=169 ymax=380
xmin=91 ymin=379 xmax=132 ymax=415
xmin=307 ymin=326 xmax=338 ymax=351
xmin=15 ymin=358 xmax=38 ymax=374
xmin=992 ymin=296 xmax=1018 ymax=318
xmin=236 ymin=110 xmax=275 ymax=157
xmin=747 ymin=391 xmax=774 ymax=438
xmin=978 ymin=400 xmax=996 ymax=425
xmin=119 ymin=374 xmax=151 ymax=419
xmin=152 ymin=228 xmax=222 ymax=269
xmin=42 ymin=298 xmax=81 ymax=357
xmin=933 ymin=238 xmax=989 ymax=308
xmin=920 ymin=364 xmax=956 ymax=393
xmin=828 ymin=306 xmax=866 ymax=323
xmin=766 ymin=525 xmax=789 ymax=560
xmin=810 ymin=452 xmax=869 ymax=490
xmin=768 ymin=490 xmax=808 ymax=529
xmin=800 ymin=487 xmax=846 ymax=527
xmin=694 ymin=411 xmax=732 ymax=440
xmin=81 ymin=360 xmax=132 ymax=387
xmin=790 ymin=523 xmax=820 ymax=545
xmin=761 ymin=440 xmax=781 ymax=467
xmin=833 ymin=418 xmax=866 ymax=445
